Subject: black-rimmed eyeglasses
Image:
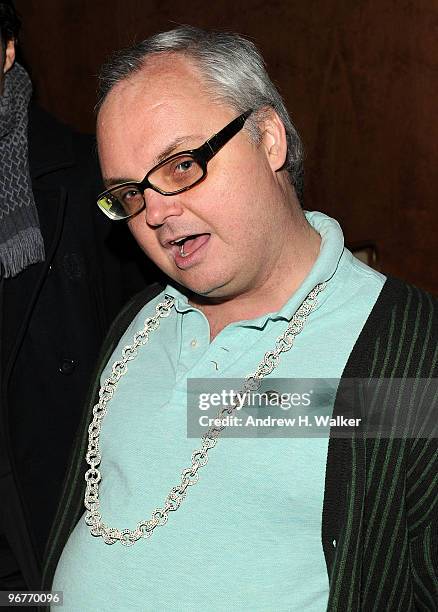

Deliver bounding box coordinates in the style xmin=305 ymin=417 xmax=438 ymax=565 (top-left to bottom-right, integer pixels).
xmin=97 ymin=109 xmax=253 ymax=221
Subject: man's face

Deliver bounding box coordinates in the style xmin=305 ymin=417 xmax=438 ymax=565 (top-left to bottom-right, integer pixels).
xmin=0 ymin=37 xmax=15 ymax=95
xmin=97 ymin=54 xmax=290 ymax=300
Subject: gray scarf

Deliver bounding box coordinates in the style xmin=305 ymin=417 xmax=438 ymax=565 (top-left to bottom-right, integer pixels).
xmin=0 ymin=63 xmax=45 ymax=277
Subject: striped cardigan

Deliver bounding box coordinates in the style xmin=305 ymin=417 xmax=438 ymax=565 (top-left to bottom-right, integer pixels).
xmin=42 ymin=276 xmax=437 ymax=611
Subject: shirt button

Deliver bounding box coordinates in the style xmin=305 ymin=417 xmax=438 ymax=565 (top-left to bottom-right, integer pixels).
xmin=190 ymin=339 xmax=198 ymax=348
xmin=59 ymin=358 xmax=76 ymax=375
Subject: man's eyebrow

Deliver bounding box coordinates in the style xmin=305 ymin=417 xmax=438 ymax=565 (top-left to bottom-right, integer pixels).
xmin=103 ymin=134 xmax=204 ymax=189
xmin=103 ymin=176 xmax=137 ymax=189
xmin=154 ymin=134 xmax=203 ymax=164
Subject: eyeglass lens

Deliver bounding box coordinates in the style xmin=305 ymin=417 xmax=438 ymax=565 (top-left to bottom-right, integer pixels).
xmin=98 ymin=153 xmax=205 ymax=220
xmin=150 ymin=154 xmax=204 ymax=192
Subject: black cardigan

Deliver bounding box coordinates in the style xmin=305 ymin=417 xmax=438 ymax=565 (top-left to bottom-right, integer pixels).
xmin=42 ymin=276 xmax=438 ymax=611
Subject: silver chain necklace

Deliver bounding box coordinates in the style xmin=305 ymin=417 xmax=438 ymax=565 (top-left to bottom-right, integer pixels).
xmin=84 ymin=282 xmax=326 ymax=545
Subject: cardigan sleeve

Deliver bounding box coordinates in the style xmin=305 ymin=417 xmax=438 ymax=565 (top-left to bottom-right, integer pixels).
xmin=407 ymin=437 xmax=438 ymax=611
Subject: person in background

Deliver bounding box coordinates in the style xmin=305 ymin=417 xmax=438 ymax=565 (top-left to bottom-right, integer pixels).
xmin=47 ymin=27 xmax=437 ymax=611
xmin=0 ymin=1 xmax=155 ymax=591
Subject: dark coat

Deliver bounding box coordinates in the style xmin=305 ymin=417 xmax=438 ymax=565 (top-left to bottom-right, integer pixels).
xmin=0 ymin=105 xmax=158 ymax=590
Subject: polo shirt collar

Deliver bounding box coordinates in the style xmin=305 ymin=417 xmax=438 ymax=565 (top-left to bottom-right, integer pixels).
xmin=164 ymin=211 xmax=345 ymax=327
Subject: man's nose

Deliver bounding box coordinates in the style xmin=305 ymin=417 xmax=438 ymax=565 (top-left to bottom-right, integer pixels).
xmin=144 ymin=190 xmax=184 ymax=226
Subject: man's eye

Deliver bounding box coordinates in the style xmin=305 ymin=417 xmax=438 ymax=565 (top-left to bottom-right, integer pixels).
xmin=120 ymin=188 xmax=141 ymax=202
xmin=174 ymin=160 xmax=194 ymax=174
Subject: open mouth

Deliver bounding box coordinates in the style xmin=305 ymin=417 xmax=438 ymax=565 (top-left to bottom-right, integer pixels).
xmin=169 ymin=233 xmax=210 ymax=258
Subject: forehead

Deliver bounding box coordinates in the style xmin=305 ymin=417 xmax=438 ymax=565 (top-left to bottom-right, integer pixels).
xmin=98 ymin=54 xmax=231 ymax=140
xmin=97 ymin=54 xmax=234 ymax=174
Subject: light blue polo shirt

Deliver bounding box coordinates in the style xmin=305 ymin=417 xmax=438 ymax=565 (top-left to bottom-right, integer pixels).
xmin=53 ymin=212 xmax=385 ymax=611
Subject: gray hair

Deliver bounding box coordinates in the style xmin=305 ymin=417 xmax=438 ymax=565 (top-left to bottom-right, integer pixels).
xmin=97 ymin=26 xmax=304 ymax=202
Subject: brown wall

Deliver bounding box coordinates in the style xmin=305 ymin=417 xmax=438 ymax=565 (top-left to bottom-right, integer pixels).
xmin=15 ymin=0 xmax=438 ymax=293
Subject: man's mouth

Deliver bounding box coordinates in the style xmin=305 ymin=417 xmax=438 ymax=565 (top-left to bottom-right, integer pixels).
xmin=166 ymin=233 xmax=211 ymax=268
xmin=169 ymin=234 xmax=210 ymax=258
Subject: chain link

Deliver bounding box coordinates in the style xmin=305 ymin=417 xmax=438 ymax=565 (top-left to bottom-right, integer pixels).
xmin=84 ymin=283 xmax=326 ymax=545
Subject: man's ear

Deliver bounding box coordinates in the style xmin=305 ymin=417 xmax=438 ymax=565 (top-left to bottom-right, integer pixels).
xmin=260 ymin=109 xmax=288 ymax=172
xmin=3 ymin=39 xmax=16 ymax=74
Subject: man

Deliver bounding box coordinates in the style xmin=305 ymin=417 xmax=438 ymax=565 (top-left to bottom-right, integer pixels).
xmin=46 ymin=27 xmax=436 ymax=610
xmin=0 ymin=1 xmax=152 ymax=593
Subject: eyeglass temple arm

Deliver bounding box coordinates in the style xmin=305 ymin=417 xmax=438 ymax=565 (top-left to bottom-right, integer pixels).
xmin=198 ymin=109 xmax=253 ymax=162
